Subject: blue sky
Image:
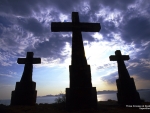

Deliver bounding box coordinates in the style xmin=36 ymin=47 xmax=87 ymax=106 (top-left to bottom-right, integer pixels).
xmin=0 ymin=0 xmax=150 ymax=99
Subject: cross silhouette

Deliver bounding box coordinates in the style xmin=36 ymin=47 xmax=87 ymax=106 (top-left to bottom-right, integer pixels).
xmin=109 ymin=50 xmax=130 ymax=79
xmin=18 ymin=52 xmax=41 ymax=82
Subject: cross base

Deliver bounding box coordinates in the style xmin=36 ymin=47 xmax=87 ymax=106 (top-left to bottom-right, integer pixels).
xmin=116 ymin=78 xmax=141 ymax=105
xmin=66 ymin=87 xmax=97 ymax=111
xmin=11 ymin=81 xmax=37 ymax=105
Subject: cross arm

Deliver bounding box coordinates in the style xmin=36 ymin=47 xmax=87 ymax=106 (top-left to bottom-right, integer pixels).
xmin=109 ymin=55 xmax=130 ymax=61
xmin=17 ymin=58 xmax=41 ymax=64
xmin=32 ymin=58 xmax=41 ymax=64
xmin=109 ymin=55 xmax=117 ymax=61
xmin=51 ymin=22 xmax=72 ymax=32
xmin=17 ymin=58 xmax=26 ymax=64
xmin=51 ymin=22 xmax=101 ymax=32
xmin=79 ymin=23 xmax=101 ymax=32
xmin=122 ymin=55 xmax=130 ymax=60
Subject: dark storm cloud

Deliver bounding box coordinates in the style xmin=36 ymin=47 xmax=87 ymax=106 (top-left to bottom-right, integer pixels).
xmin=0 ymin=15 xmax=12 ymax=36
xmin=82 ymin=32 xmax=95 ymax=42
xmin=0 ymin=0 xmax=81 ymax=16
xmin=101 ymin=71 xmax=118 ymax=84
xmin=49 ymin=0 xmax=81 ymax=14
xmin=0 ymin=29 xmax=2 ymax=35
xmin=90 ymin=0 xmax=136 ymax=11
xmin=30 ymin=33 xmax=71 ymax=61
xmin=127 ymin=58 xmax=150 ymax=80
xmin=100 ymin=20 xmax=118 ymax=41
xmin=0 ymin=0 xmax=136 ymax=43
xmin=120 ymin=16 xmax=150 ymax=44
xmin=0 ymin=0 xmax=41 ymax=16
xmin=0 ymin=0 xmax=137 ymax=18
xmin=115 ymin=3 xmax=150 ymax=44
xmin=0 ymin=15 xmax=12 ymax=27
xmin=136 ymin=44 xmax=150 ymax=60
xmin=17 ymin=17 xmax=49 ymax=36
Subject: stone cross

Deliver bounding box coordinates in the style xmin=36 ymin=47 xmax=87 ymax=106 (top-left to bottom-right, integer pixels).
xmin=109 ymin=50 xmax=130 ymax=79
xmin=51 ymin=12 xmax=100 ymax=66
xmin=51 ymin=12 xmax=100 ymax=109
xmin=18 ymin=52 xmax=41 ymax=82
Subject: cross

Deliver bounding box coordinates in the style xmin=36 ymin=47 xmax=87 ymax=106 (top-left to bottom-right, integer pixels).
xmin=109 ymin=50 xmax=130 ymax=79
xmin=51 ymin=12 xmax=101 ymax=65
xmin=109 ymin=50 xmax=130 ymax=61
xmin=18 ymin=52 xmax=41 ymax=82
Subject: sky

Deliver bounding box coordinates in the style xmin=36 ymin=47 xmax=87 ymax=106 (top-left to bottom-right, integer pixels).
xmin=0 ymin=0 xmax=150 ymax=99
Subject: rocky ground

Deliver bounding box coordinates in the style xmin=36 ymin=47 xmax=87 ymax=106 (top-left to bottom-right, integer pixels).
xmin=0 ymin=101 xmax=150 ymax=113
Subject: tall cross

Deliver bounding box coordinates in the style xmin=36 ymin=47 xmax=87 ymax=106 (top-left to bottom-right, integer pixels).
xmin=109 ymin=50 xmax=130 ymax=79
xmin=51 ymin=12 xmax=101 ymax=65
xmin=18 ymin=52 xmax=41 ymax=82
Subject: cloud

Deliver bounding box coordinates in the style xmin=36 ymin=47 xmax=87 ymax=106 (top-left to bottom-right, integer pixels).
xmin=101 ymin=71 xmax=118 ymax=84
xmin=89 ymin=0 xmax=137 ymax=14
xmin=127 ymin=58 xmax=150 ymax=80
xmin=30 ymin=33 xmax=71 ymax=62
xmin=0 ymin=0 xmax=138 ymax=19
xmin=0 ymin=51 xmax=16 ymax=66
xmin=96 ymin=63 xmax=116 ymax=70
xmin=0 ymin=15 xmax=12 ymax=27
xmin=17 ymin=17 xmax=49 ymax=36
xmin=120 ymin=16 xmax=150 ymax=44
xmin=0 ymin=73 xmax=13 ymax=77
xmin=9 ymin=71 xmax=17 ymax=75
xmin=0 ymin=0 xmax=41 ymax=16
xmin=0 ymin=0 xmax=82 ymax=16
xmin=50 ymin=0 xmax=81 ymax=13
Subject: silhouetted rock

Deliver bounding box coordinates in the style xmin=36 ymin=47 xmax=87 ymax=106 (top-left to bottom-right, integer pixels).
xmin=51 ymin=12 xmax=101 ymax=110
xmin=11 ymin=52 xmax=41 ymax=105
xmin=109 ymin=50 xmax=141 ymax=105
